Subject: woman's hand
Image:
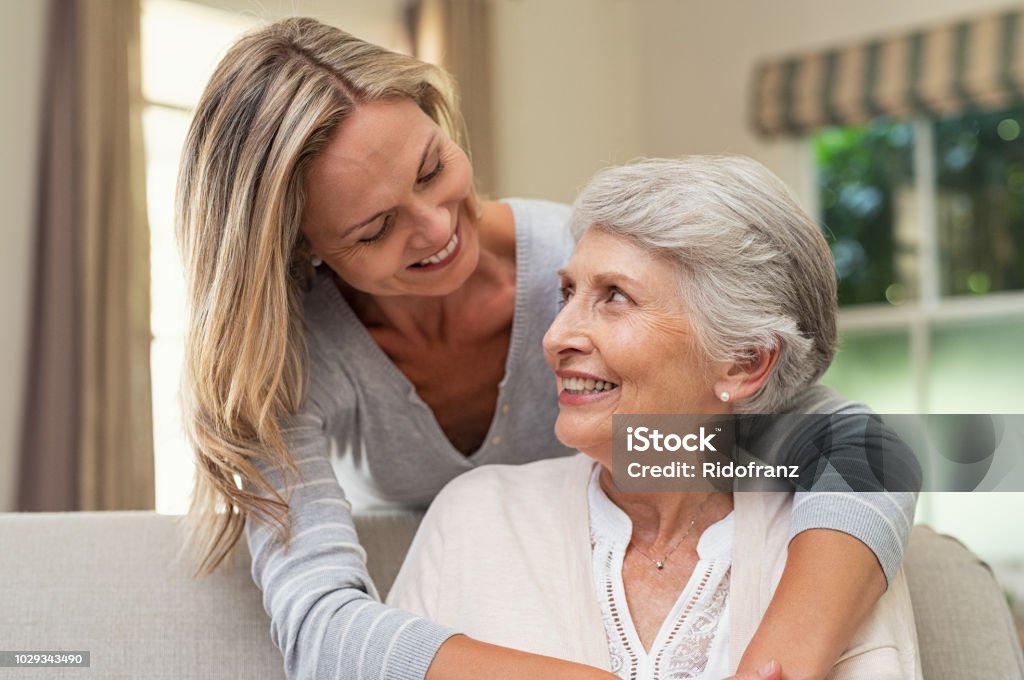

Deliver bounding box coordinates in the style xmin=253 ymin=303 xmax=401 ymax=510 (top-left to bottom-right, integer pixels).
xmin=426 ymin=635 xmax=619 ymax=680
xmin=725 ymin=659 xmax=782 ymax=680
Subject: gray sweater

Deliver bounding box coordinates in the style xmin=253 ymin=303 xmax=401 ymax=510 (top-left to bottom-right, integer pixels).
xmin=244 ymin=199 xmax=916 ymax=680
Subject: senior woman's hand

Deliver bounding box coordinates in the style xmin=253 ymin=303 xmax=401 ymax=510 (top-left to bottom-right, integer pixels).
xmin=725 ymin=659 xmax=782 ymax=680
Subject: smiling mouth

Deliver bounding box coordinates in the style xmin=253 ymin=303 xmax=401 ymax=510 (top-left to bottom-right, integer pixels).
xmin=561 ymin=376 xmax=619 ymax=395
xmin=409 ymin=227 xmax=459 ymax=268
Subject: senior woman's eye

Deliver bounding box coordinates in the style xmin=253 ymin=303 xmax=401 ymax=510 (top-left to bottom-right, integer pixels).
xmin=558 ymin=286 xmax=574 ymax=307
xmin=607 ymin=287 xmax=630 ymax=303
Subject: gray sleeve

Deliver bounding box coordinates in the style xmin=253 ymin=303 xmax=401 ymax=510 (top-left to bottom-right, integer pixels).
xmin=788 ymin=490 xmax=915 ymax=586
xmin=244 ymin=403 xmax=457 ymax=680
xmin=776 ymin=385 xmax=920 ymax=586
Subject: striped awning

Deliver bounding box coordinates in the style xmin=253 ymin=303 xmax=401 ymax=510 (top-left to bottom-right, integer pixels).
xmin=752 ymin=9 xmax=1024 ymax=136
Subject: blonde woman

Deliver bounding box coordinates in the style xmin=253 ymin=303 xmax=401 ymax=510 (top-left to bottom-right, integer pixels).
xmin=177 ymin=18 xmax=916 ymax=680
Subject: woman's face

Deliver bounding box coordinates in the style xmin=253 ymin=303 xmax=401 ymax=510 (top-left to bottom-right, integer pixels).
xmin=543 ymin=228 xmax=728 ymax=462
xmin=302 ymin=98 xmax=478 ymax=297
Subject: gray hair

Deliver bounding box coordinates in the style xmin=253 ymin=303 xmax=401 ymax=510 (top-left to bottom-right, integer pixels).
xmin=570 ymin=155 xmax=837 ymax=413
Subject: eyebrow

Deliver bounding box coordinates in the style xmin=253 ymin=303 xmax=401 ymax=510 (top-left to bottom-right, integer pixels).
xmin=339 ymin=132 xmax=439 ymax=237
xmin=557 ymin=269 xmax=646 ymax=290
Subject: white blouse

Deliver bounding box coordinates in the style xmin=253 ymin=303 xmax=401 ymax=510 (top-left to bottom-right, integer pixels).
xmin=588 ymin=465 xmax=735 ymax=680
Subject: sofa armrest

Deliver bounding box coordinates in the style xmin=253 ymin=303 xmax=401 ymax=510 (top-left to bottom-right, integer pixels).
xmin=905 ymin=525 xmax=1024 ymax=679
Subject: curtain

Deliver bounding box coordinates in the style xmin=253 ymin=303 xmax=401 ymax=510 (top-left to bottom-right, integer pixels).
xmin=19 ymin=0 xmax=154 ymax=511
xmin=752 ymin=9 xmax=1024 ymax=136
xmin=410 ymin=0 xmax=497 ymax=196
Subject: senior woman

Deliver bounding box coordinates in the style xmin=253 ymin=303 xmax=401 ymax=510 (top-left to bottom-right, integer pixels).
xmin=387 ymin=156 xmax=921 ymax=679
xmin=177 ymin=17 xmax=916 ymax=680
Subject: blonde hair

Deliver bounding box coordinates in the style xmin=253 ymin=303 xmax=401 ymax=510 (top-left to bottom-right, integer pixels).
xmin=571 ymin=156 xmax=838 ymax=413
xmin=176 ymin=17 xmax=466 ymax=576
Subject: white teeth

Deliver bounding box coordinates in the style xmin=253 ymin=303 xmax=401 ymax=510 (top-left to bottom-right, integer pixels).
xmin=562 ymin=377 xmax=618 ymax=394
xmin=416 ymin=231 xmax=458 ymax=266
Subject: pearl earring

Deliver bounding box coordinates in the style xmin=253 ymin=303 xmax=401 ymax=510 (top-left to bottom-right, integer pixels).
xmin=719 ymin=391 xmax=730 ymax=402
xmin=311 ymin=255 xmax=323 ymax=267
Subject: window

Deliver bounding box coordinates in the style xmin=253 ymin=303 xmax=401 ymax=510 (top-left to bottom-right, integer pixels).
xmin=141 ymin=0 xmax=259 ymax=514
xmin=816 ymin=106 xmax=1024 ymax=417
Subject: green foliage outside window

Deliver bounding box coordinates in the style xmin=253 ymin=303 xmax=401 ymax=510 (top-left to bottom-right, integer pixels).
xmin=934 ymin=106 xmax=1024 ymax=297
xmin=814 ymin=121 xmax=915 ymax=306
xmin=813 ymin=106 xmax=1024 ymax=306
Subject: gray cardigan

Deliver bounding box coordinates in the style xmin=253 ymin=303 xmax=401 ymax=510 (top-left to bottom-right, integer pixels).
xmin=244 ymin=198 xmax=916 ymax=680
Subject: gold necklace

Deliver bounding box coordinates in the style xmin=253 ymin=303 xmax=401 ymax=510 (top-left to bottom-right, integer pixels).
xmin=628 ymin=494 xmax=716 ymax=571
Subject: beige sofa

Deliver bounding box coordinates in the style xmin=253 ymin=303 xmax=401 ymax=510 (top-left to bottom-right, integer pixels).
xmin=1 ymin=512 xmax=1022 ymax=679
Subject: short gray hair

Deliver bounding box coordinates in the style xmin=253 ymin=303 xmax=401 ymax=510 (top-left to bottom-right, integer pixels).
xmin=570 ymin=155 xmax=837 ymax=413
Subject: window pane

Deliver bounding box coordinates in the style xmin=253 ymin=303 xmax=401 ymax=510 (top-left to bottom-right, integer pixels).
xmin=143 ymin=106 xmax=190 ymax=340
xmin=152 ymin=336 xmax=193 ymax=515
xmin=927 ymin=493 xmax=1024 ymax=562
xmin=142 ymin=0 xmax=256 ymax=109
xmin=934 ymin=106 xmax=1024 ymax=297
xmin=821 ymin=330 xmax=915 ymax=411
xmin=928 ymin=317 xmax=1024 ymax=413
xmin=143 ymin=105 xmax=192 ymax=515
xmin=814 ymin=120 xmax=917 ymax=306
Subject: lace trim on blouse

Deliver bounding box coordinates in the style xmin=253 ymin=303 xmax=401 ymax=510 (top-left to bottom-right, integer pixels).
xmin=588 ymin=465 xmax=734 ymax=680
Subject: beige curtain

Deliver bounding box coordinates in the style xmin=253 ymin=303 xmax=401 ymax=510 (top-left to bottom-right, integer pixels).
xmin=752 ymin=9 xmax=1024 ymax=136
xmin=19 ymin=0 xmax=154 ymax=511
xmin=411 ymin=0 xmax=497 ymax=196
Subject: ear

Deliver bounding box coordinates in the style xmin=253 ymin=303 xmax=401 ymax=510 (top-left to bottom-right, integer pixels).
xmin=713 ymin=345 xmax=780 ymax=404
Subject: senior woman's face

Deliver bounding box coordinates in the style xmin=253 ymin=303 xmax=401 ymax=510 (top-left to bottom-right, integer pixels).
xmin=302 ymin=98 xmax=478 ymax=297
xmin=543 ymin=229 xmax=727 ymax=462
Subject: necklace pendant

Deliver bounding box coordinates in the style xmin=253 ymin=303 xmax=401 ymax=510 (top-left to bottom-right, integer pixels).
xmin=655 ymin=560 xmax=664 ymax=570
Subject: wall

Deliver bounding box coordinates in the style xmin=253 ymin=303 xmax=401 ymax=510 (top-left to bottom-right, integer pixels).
xmin=0 ymin=0 xmax=48 ymax=511
xmin=633 ymin=0 xmax=1024 ymax=191
xmin=487 ymin=0 xmax=1023 ymax=201
xmin=188 ymin=0 xmax=409 ymax=50
xmin=489 ymin=0 xmax=643 ymax=202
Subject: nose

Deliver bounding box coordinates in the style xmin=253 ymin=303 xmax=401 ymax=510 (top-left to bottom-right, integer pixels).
xmin=405 ymin=198 xmax=452 ymax=252
xmin=543 ymin=295 xmax=595 ymax=365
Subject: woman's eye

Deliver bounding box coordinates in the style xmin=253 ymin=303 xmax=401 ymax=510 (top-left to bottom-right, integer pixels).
xmin=417 ymin=152 xmax=445 ymax=185
xmin=558 ymin=286 xmax=574 ymax=307
xmin=607 ymin=287 xmax=629 ymax=303
xmin=359 ymin=215 xmax=394 ymax=244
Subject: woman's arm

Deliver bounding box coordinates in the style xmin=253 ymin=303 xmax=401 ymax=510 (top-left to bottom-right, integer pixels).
xmin=427 ymin=637 xmax=618 ymax=680
xmin=732 ymin=529 xmax=887 ymax=680
xmin=733 ymin=386 xmax=919 ymax=679
xmin=245 ymin=408 xmax=457 ymax=680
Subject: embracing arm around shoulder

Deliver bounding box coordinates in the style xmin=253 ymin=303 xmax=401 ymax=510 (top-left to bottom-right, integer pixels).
xmin=733 ymin=528 xmax=889 ymax=680
xmin=733 ymin=391 xmax=919 ymax=679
